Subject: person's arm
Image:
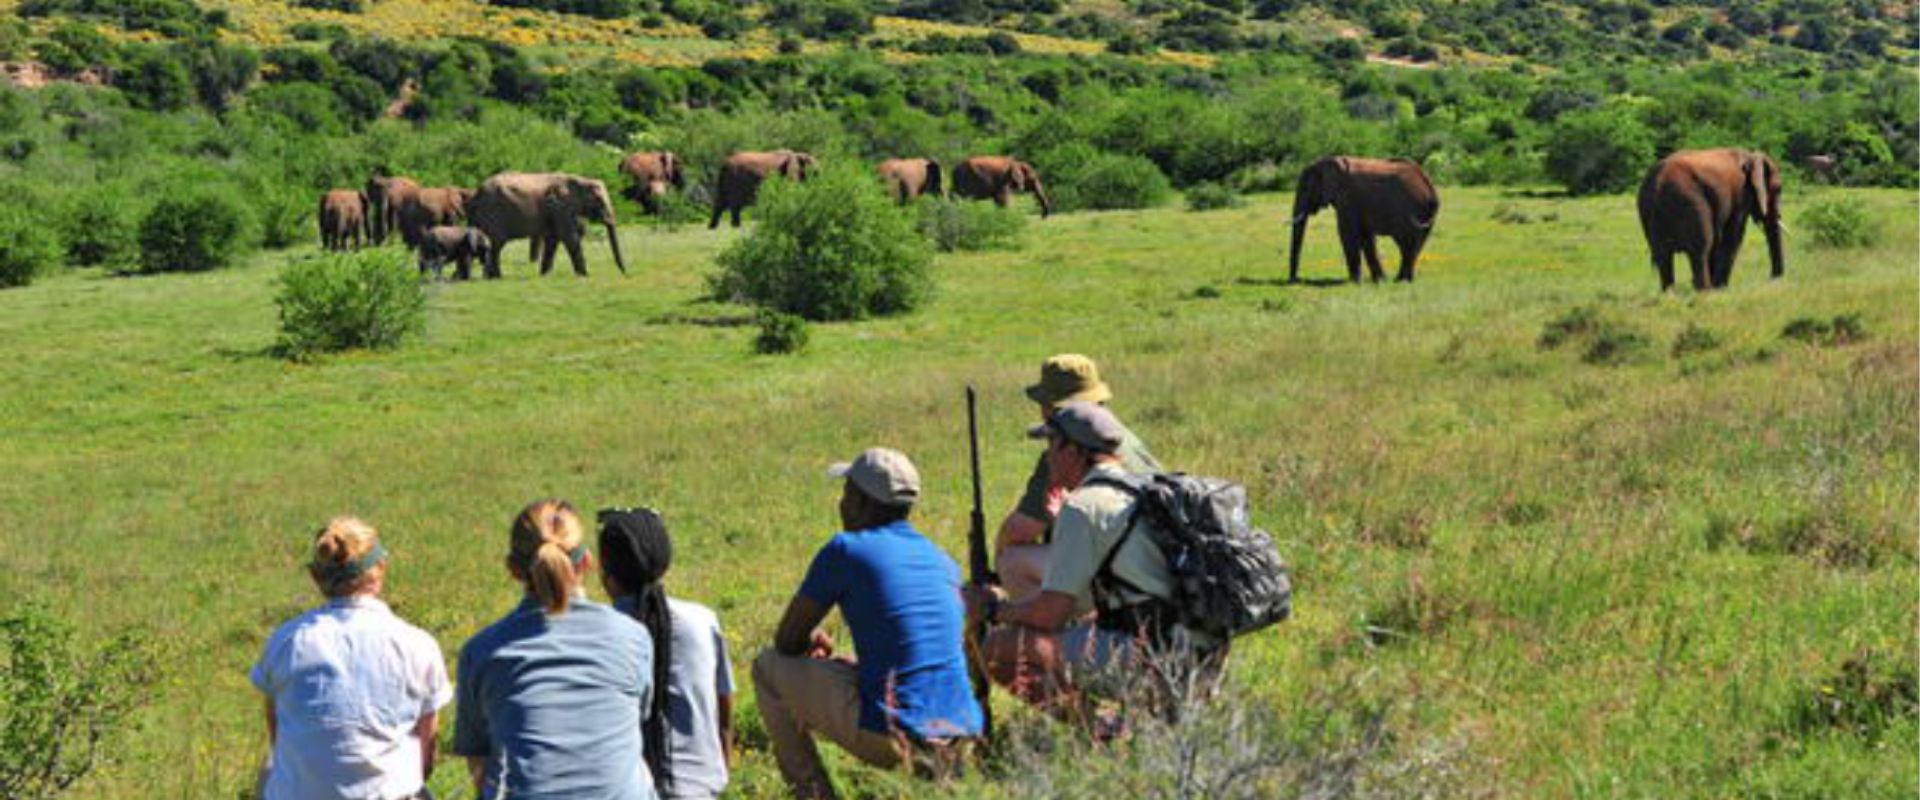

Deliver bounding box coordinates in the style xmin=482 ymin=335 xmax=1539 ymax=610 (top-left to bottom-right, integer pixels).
xmin=996 ymin=512 xmax=1050 ymax=551
xmin=998 ymin=590 xmax=1079 ymax=632
xmin=772 ymin=594 xmax=831 ymax=657
xmin=997 ymin=454 xmax=1058 ymax=551
xmin=414 ymin=712 xmax=438 ymax=781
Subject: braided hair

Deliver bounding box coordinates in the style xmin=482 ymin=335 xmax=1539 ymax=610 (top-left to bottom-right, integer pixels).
xmin=599 ymin=508 xmax=675 ymax=793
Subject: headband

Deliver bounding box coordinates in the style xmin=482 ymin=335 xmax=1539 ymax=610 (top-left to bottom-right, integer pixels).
xmin=312 ymin=542 xmax=387 ymax=587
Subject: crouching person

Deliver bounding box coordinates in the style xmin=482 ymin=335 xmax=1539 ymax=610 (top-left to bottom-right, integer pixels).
xmin=755 ymin=448 xmax=983 ymax=800
xmin=417 ymin=225 xmax=490 ymax=281
xmin=970 ymin=402 xmax=1221 ymax=722
xmin=251 ymin=517 xmax=452 ymax=800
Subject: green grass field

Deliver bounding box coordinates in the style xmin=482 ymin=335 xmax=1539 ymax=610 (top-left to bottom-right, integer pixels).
xmin=1 ymin=186 xmax=1914 ymax=798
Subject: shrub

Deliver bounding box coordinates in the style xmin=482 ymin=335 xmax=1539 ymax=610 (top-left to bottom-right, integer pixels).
xmin=1545 ymin=106 xmax=1655 ymax=194
xmin=251 ymin=183 xmax=311 ymax=249
xmin=1184 ymin=180 xmax=1242 ymax=211
xmin=135 ymin=191 xmax=250 ymax=274
xmin=1670 ymin=322 xmax=1722 ymax=358
xmin=753 ymin=308 xmax=809 ymax=354
xmin=0 ymin=602 xmax=161 ymax=800
xmin=712 ymin=164 xmax=933 ymax=321
xmin=1800 ymin=198 xmax=1881 ymax=249
xmin=58 ymin=193 xmax=138 ymax=270
xmin=1782 ymin=313 xmax=1870 ymax=347
xmin=275 ymin=249 xmax=426 ymax=359
xmin=0 ymin=207 xmax=62 ymax=288
xmin=917 ymin=198 xmax=1026 ymax=252
xmin=1040 ymin=147 xmax=1172 ymax=212
xmin=1581 ymin=327 xmax=1652 ymax=365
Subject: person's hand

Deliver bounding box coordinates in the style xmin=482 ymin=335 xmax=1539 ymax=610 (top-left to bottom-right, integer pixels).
xmin=963 ymin=583 xmax=1005 ymax=624
xmin=807 ymin=629 xmax=834 ymax=660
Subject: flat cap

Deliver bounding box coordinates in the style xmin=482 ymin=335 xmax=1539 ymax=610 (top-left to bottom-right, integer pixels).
xmin=1028 ymin=401 xmax=1125 ymax=453
xmin=827 ymin=447 xmax=921 ymax=506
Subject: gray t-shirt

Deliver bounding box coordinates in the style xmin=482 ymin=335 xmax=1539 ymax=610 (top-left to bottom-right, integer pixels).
xmin=662 ymin=598 xmax=733 ymax=800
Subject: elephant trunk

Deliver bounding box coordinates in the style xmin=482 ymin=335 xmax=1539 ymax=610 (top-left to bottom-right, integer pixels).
xmin=1288 ymin=214 xmax=1309 ymax=283
xmin=1765 ymin=213 xmax=1784 ymax=279
xmin=605 ymin=222 xmax=628 ymax=275
xmin=1032 ymin=182 xmax=1052 ymax=219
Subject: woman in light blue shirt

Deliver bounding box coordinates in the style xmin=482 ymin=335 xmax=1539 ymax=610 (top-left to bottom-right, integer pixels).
xmin=452 ymin=499 xmax=658 ymax=800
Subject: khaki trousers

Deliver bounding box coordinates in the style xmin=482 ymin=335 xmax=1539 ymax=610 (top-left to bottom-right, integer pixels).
xmin=752 ymin=649 xmax=903 ymax=800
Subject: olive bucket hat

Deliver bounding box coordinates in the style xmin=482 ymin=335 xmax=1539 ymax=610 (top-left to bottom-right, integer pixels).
xmin=1024 ymin=354 xmax=1113 ymax=408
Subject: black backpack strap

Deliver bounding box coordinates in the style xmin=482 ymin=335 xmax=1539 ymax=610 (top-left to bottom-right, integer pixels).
xmin=1081 ymin=474 xmax=1157 ymax=612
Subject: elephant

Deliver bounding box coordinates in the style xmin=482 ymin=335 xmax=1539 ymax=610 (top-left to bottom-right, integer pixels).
xmin=364 ymin=174 xmax=421 ymax=246
xmin=394 ymin=187 xmax=473 ymax=249
xmin=708 ymin=150 xmax=817 ymax=229
xmin=618 ymin=151 xmax=685 ymax=216
xmin=877 ymin=158 xmax=943 ymax=204
xmin=467 ymin=172 xmax=628 ymax=279
xmin=1287 ymin=156 xmax=1439 ymax=284
xmin=318 ymin=189 xmax=369 ymax=251
xmin=1805 ymin=153 xmax=1838 ymax=184
xmin=1636 ymin=148 xmax=1784 ymax=291
xmin=417 ymin=225 xmax=491 ymax=281
xmin=951 ymin=156 xmax=1051 ymax=218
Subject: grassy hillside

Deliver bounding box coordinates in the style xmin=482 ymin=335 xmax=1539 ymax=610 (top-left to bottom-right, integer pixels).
xmin=0 ymin=185 xmax=1913 ymax=798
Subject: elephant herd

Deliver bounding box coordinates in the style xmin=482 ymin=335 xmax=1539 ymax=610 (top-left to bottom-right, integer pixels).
xmin=316 ymin=145 xmax=1785 ymax=291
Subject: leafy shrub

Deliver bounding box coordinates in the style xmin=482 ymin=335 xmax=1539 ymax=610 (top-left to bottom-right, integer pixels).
xmin=753 ymin=308 xmax=809 ymax=354
xmin=1670 ymin=322 xmax=1722 ymax=358
xmin=1184 ymin=181 xmax=1242 ymax=211
xmin=117 ymin=46 xmax=194 ymax=112
xmin=1039 ymin=146 xmax=1172 ymax=212
xmin=0 ymin=207 xmax=62 ymax=288
xmin=135 ymin=191 xmax=250 ymax=274
xmin=1582 ymin=327 xmax=1652 ymax=365
xmin=1545 ymin=106 xmax=1655 ymax=194
xmin=0 ymin=602 xmax=161 ymax=800
xmin=1800 ymin=198 xmax=1881 ymax=249
xmin=917 ymin=197 xmax=1026 ymax=252
xmin=1782 ymin=313 xmax=1870 ymax=347
xmin=253 ymin=184 xmax=311 ymax=249
xmin=58 ymin=192 xmax=138 ymax=270
xmin=275 ymin=249 xmax=426 ymax=359
xmin=712 ymin=164 xmax=933 ymax=321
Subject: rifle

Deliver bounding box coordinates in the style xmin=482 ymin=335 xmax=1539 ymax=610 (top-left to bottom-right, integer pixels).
xmin=964 ymin=385 xmax=996 ymax=741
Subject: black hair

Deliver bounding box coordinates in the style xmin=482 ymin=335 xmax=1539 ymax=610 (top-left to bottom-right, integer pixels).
xmin=599 ymin=508 xmax=675 ymax=793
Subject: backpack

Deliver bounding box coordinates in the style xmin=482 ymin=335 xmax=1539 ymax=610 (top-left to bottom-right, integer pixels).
xmin=1085 ymin=472 xmax=1293 ymax=641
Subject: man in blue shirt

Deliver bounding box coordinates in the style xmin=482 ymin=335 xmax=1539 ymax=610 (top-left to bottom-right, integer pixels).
xmin=753 ymin=447 xmax=984 ymax=800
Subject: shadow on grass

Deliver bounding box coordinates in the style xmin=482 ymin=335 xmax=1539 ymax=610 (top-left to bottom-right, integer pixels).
xmin=1234 ymin=276 xmax=1352 ymax=289
xmin=1500 ymin=187 xmax=1577 ymax=199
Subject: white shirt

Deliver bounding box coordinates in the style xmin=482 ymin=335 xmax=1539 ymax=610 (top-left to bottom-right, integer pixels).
xmin=251 ymin=595 xmax=453 ymax=800
xmin=662 ymin=598 xmax=733 ymax=800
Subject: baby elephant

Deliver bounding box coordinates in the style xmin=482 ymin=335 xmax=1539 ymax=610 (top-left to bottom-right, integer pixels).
xmin=417 ymin=226 xmax=491 ymax=281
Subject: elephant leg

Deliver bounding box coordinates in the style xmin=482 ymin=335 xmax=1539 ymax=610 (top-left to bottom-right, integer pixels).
xmin=1684 ymin=249 xmax=1709 ymax=291
xmin=1336 ymin=214 xmax=1364 ymax=283
xmin=564 ymin=236 xmax=588 ymax=277
xmin=539 ymin=238 xmax=558 ymax=276
xmin=1651 ymin=249 xmax=1676 ymax=291
xmin=483 ymin=241 xmax=503 ymax=280
xmin=730 ymin=205 xmax=743 ymax=228
xmin=1361 ymin=235 xmax=1388 ymax=283
xmin=1394 ymin=234 xmax=1424 ymax=283
xmin=1711 ymin=221 xmax=1746 ymax=288
xmin=709 ymin=203 xmax=724 ymax=229
xmin=994 ymin=190 xmax=1010 ymax=208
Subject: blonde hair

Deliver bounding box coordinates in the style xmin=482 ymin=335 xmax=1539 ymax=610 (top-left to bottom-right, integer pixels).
xmin=309 ymin=516 xmax=385 ymax=597
xmin=511 ymin=499 xmax=586 ymax=614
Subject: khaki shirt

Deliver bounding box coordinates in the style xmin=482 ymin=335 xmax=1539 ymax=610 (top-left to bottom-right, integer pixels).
xmin=1013 ymin=422 xmax=1161 ymax=523
xmin=1040 ymin=462 xmax=1176 ymax=617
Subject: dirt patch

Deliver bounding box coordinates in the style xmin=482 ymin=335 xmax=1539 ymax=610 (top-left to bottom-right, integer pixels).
xmin=2 ymin=61 xmax=109 ymax=89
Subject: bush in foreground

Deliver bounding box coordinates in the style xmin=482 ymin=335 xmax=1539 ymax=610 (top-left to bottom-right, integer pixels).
xmin=0 ymin=602 xmax=160 ymax=800
xmin=58 ymin=193 xmax=138 ymax=270
xmin=918 ymin=197 xmax=1026 ymax=252
xmin=753 ymin=308 xmax=809 ymax=354
xmin=275 ymin=249 xmax=425 ymax=359
xmin=0 ymin=207 xmax=61 ymax=288
xmin=712 ymin=163 xmax=933 ymax=321
xmin=135 ymin=191 xmax=249 ymax=274
xmin=1800 ymin=198 xmax=1881 ymax=249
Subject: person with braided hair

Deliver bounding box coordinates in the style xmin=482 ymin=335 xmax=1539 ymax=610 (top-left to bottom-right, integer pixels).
xmin=598 ymin=508 xmax=735 ymax=800
xmin=452 ymin=499 xmax=659 ymax=800
xmin=250 ymin=517 xmax=452 ymax=800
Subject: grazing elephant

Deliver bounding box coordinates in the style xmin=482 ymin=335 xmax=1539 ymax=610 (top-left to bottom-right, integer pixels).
xmin=877 ymin=158 xmax=943 ymax=204
xmin=708 ymin=150 xmax=817 ymax=229
xmin=467 ymin=172 xmax=628 ymax=279
xmin=1287 ymin=156 xmax=1439 ymax=284
xmin=619 ymin=151 xmax=685 ymax=216
xmin=395 ymin=187 xmax=473 ymax=249
xmin=318 ymin=189 xmax=369 ymax=251
xmin=1637 ymin=148 xmax=1784 ymax=291
xmin=417 ymin=225 xmax=491 ymax=281
xmin=364 ymin=174 xmax=421 ymax=246
xmin=951 ymin=156 xmax=1050 ymax=218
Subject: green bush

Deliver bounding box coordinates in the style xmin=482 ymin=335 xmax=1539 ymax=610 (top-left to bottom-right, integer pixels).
xmin=252 ymin=184 xmax=310 ymax=249
xmin=58 ymin=192 xmax=138 ymax=270
xmin=1545 ymin=106 xmax=1655 ymax=195
xmin=1670 ymin=322 xmax=1723 ymax=358
xmin=753 ymin=308 xmax=810 ymax=354
xmin=275 ymin=249 xmax=427 ymax=359
xmin=917 ymin=197 xmax=1026 ymax=252
xmin=1184 ymin=181 xmax=1242 ymax=211
xmin=0 ymin=207 xmax=62 ymax=288
xmin=0 ymin=602 xmax=161 ymax=800
xmin=1782 ymin=313 xmax=1870 ymax=347
xmin=135 ymin=191 xmax=250 ymax=274
xmin=1800 ymin=198 xmax=1881 ymax=249
xmin=1038 ymin=145 xmax=1173 ymax=212
xmin=712 ymin=163 xmax=933 ymax=321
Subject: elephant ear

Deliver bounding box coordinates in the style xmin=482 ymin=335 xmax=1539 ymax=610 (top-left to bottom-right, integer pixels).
xmin=667 ymin=153 xmax=685 ymax=188
xmin=1744 ymin=152 xmax=1779 ymax=222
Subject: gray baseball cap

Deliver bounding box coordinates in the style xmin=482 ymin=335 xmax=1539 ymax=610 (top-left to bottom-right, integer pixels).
xmin=1027 ymin=401 xmax=1125 ymax=453
xmin=827 ymin=447 xmax=921 ymax=506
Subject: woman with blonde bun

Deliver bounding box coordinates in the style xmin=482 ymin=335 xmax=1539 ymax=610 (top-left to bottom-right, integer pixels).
xmin=251 ymin=517 xmax=452 ymax=800
xmin=452 ymin=499 xmax=658 ymax=800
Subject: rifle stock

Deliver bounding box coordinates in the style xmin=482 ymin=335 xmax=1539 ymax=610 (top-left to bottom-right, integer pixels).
xmin=964 ymin=385 xmax=995 ymax=740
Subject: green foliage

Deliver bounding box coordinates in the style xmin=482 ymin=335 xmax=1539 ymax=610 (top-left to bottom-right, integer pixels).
xmin=1037 ymin=144 xmax=1172 ymax=212
xmin=1184 ymin=180 xmax=1242 ymax=211
xmin=20 ymin=0 xmax=219 ymax=37
xmin=116 ymin=47 xmax=193 ymax=112
xmin=1670 ymin=323 xmax=1722 ymax=358
xmin=916 ymin=197 xmax=1026 ymax=252
xmin=1545 ymin=106 xmax=1655 ymax=194
xmin=57 ymin=191 xmax=138 ymax=270
xmin=1581 ymin=326 xmax=1652 ymax=365
xmin=752 ymin=308 xmax=809 ymax=354
xmin=1788 ymin=651 xmax=1919 ymax=744
xmin=0 ymin=602 xmax=161 ymax=800
xmin=1782 ymin=313 xmax=1870 ymax=347
xmin=274 ymin=249 xmax=427 ymax=359
xmin=763 ymin=0 xmax=876 ymax=41
xmin=0 ymin=207 xmax=61 ymax=288
xmin=252 ymin=183 xmax=311 ymax=250
xmin=135 ymin=190 xmax=249 ymax=274
xmin=1801 ymin=198 xmax=1882 ymax=249
xmin=713 ymin=164 xmax=933 ymax=321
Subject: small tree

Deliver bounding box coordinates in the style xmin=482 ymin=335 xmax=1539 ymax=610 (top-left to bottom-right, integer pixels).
xmin=135 ymin=191 xmax=249 ymax=274
xmin=1545 ymin=106 xmax=1655 ymax=195
xmin=712 ymin=164 xmax=934 ymax=321
xmin=0 ymin=603 xmax=161 ymax=800
xmin=0 ymin=206 xmax=61 ymax=288
xmin=275 ymin=249 xmax=426 ymax=359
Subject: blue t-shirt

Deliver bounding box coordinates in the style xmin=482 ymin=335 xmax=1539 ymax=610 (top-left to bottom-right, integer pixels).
xmin=452 ymin=597 xmax=658 ymax=800
xmin=798 ymin=521 xmax=983 ymax=740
